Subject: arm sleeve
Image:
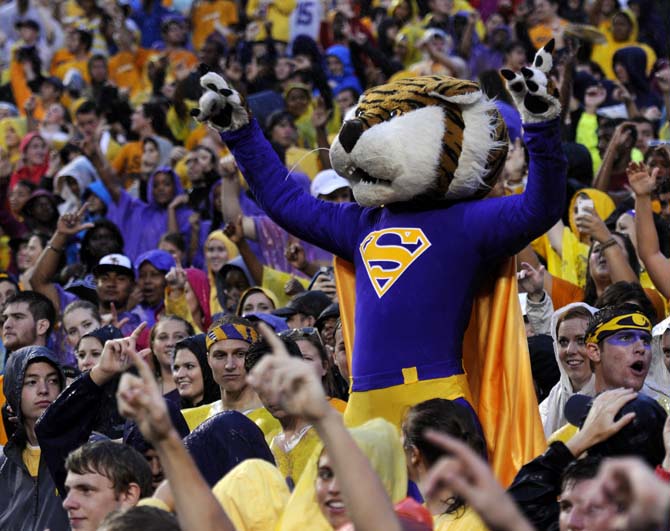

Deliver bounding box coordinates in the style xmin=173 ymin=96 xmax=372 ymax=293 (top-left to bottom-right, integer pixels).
xmin=526 ymin=291 xmax=554 ymax=336
xmin=466 ymin=119 xmax=568 ymax=259
xmin=507 ymin=441 xmax=576 ymax=531
xmin=221 ymin=120 xmax=364 ymax=262
xmin=35 ymin=373 xmax=106 ymax=496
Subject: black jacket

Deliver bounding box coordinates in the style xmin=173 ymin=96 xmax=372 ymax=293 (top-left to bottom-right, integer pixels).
xmin=507 ymin=441 xmax=577 ymax=531
xmin=0 ymin=346 xmax=69 ymax=531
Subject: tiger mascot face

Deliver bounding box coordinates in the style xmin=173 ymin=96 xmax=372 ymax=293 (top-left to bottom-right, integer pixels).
xmin=330 ymin=76 xmax=509 ymax=207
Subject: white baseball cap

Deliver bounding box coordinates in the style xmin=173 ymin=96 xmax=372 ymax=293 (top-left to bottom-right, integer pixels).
xmin=310 ymin=170 xmax=351 ymax=198
xmin=92 ymin=253 xmax=134 ymax=277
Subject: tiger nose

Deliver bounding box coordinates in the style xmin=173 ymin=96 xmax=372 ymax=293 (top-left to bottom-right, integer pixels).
xmin=338 ymin=119 xmax=364 ymax=153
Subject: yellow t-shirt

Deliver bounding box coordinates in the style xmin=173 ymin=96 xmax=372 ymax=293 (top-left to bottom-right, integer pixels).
xmin=22 ymin=444 xmax=41 ymax=477
xmin=191 ymin=0 xmax=239 ymax=50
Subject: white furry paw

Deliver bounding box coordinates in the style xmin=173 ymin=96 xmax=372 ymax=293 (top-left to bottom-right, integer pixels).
xmin=500 ymin=39 xmax=560 ymax=124
xmin=190 ymin=71 xmax=250 ymax=131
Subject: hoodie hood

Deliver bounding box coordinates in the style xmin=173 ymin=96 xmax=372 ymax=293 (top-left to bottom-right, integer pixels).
xmin=612 ymin=45 xmax=654 ymax=96
xmin=325 ymin=44 xmax=363 ymax=95
xmin=83 ymin=180 xmax=113 ymax=208
xmin=146 ymin=166 xmax=186 ymax=207
xmin=539 ymin=302 xmax=598 ymax=437
xmin=3 ymin=346 xmax=64 ymax=427
xmin=55 ymin=155 xmax=99 ymax=196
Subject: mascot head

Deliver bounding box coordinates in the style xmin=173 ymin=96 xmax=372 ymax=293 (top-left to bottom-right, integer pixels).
xmin=330 ymin=76 xmax=509 ymax=207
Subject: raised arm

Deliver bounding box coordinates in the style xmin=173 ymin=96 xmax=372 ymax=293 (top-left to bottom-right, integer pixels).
xmin=117 ymin=342 xmax=236 ymax=531
xmin=82 ymin=131 xmax=122 ymax=202
xmin=29 ymin=205 xmax=93 ymax=314
xmin=629 ymin=162 xmax=670 ymax=297
xmin=220 ymin=159 xmax=257 ymax=240
xmin=223 ymin=215 xmax=263 ymax=285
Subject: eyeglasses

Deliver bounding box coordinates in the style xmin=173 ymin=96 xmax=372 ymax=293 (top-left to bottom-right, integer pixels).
xmin=278 ymin=327 xmax=322 ymax=342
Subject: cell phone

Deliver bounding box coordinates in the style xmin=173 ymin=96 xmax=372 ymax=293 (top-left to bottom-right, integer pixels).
xmin=576 ymin=196 xmax=594 ymax=217
xmin=647 ymin=140 xmax=670 ymax=147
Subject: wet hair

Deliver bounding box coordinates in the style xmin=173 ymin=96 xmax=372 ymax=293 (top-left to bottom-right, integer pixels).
xmin=245 ymin=336 xmax=303 ymax=373
xmin=65 ymin=440 xmax=152 ymax=498
xmin=583 ymin=232 xmax=639 ymax=306
xmin=594 ymin=281 xmax=657 ymax=324
xmin=159 ymin=232 xmax=186 ymax=253
xmin=5 ymin=290 xmax=56 ymax=336
xmin=63 ymin=299 xmax=101 ymax=326
xmin=402 ymin=398 xmax=486 ymax=515
xmin=98 ymin=506 xmax=180 ymax=531
xmin=560 ymin=455 xmax=601 ymax=493
xmin=555 ymin=306 xmax=593 ymax=337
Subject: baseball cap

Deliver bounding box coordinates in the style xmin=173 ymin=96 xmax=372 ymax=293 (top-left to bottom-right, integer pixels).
xmin=134 ymin=249 xmax=176 ymax=276
xmin=244 ymin=312 xmax=289 ymax=333
xmin=310 ymin=170 xmax=351 ymax=198
xmin=273 ymin=291 xmax=332 ymax=319
xmin=92 ymin=254 xmax=134 ymax=278
xmin=565 ymin=393 xmax=667 ymax=466
xmin=315 ymin=303 xmax=339 ymax=329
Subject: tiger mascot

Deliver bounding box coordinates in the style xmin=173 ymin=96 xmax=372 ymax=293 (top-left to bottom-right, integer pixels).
xmin=192 ymin=41 xmax=565 ymax=483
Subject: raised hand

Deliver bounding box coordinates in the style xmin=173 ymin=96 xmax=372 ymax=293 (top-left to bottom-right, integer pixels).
xmin=223 ymin=214 xmax=245 ymax=245
xmin=574 ymin=207 xmax=611 ymax=243
xmin=56 ymin=203 xmax=94 ymax=237
xmin=90 ymin=322 xmax=147 ymax=385
xmin=626 ymin=161 xmax=658 ymax=197
xmin=116 ymin=341 xmax=174 ymax=444
xmin=285 ymin=241 xmax=307 ymax=270
xmin=165 ymin=263 xmax=187 ymax=292
xmin=517 ymin=262 xmax=545 ymax=301
xmin=190 ymin=70 xmax=250 ymax=131
xmin=247 ymin=323 xmax=330 ymax=423
xmin=423 ymin=431 xmax=534 ymax=531
xmin=168 ymin=193 xmax=189 ymax=210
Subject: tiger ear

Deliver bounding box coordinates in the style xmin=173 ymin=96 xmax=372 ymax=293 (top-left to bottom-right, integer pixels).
xmin=424 ymin=77 xmax=483 ymax=105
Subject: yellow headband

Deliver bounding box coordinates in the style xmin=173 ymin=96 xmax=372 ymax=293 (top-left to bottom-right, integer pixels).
xmin=585 ymin=312 xmax=651 ymax=344
xmin=206 ymin=323 xmax=259 ymax=349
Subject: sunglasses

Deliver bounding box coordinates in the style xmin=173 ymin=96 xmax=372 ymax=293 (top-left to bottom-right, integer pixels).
xmin=278 ymin=327 xmax=322 ymax=342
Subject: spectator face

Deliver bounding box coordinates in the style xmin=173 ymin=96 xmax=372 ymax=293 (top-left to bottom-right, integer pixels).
xmin=21 ymin=361 xmax=61 ymax=424
xmin=45 ymin=104 xmax=65 ymax=126
xmin=270 ymin=118 xmax=297 ymax=149
xmin=613 ymin=62 xmax=629 ymax=84
xmin=612 ymin=13 xmax=632 ymax=42
xmin=558 ymin=478 xmax=617 ymax=531
xmin=138 ymin=262 xmax=166 ymax=307
xmin=30 ymin=196 xmax=57 ymax=224
xmin=63 ymin=471 xmax=132 ymax=531
xmin=335 ymin=89 xmax=357 ymax=115
xmin=241 ymin=292 xmax=274 ymax=315
xmin=173 ymin=347 xmax=204 ymax=405
xmin=18 ymin=25 xmax=38 ymax=44
xmin=505 ymin=44 xmax=527 ymax=72
xmin=87 ymin=227 xmax=120 ymax=263
xmin=130 ymin=107 xmax=150 ymax=134
xmin=96 ymin=271 xmax=133 ymax=308
xmin=316 ymin=450 xmax=349 ymax=529
xmin=64 ymin=308 xmax=101 ymax=348
xmin=152 ymin=172 xmax=175 ymax=207
xmin=285 ymin=89 xmax=310 ymax=118
xmin=205 ymin=239 xmax=229 ymax=273
xmin=152 ymin=320 xmax=189 ymax=369
xmin=185 ymin=152 xmax=204 ymax=185
xmin=25 ymin=136 xmax=47 ymax=166
xmin=15 ymin=242 xmax=31 ymax=272
xmin=588 ymin=330 xmax=651 ymax=390
xmin=142 ymin=141 xmax=160 ymax=171
xmin=296 ymin=339 xmax=327 ymax=379
xmin=533 ymin=0 xmax=557 ymax=22
xmin=647 ymin=153 xmax=670 ymax=182
xmin=319 ymin=187 xmax=353 ymax=203
xmin=39 ymin=82 xmax=61 ymax=103
xmin=588 ymin=235 xmax=628 ymax=285
xmin=287 ymin=313 xmax=313 ymax=328
xmin=89 ymin=59 xmax=107 ymax=84
xmin=76 ymin=336 xmax=104 ymax=372
xmin=199 ymin=40 xmax=222 ymax=67
xmin=615 ymin=213 xmax=636 ymax=250
xmin=4 ymin=125 xmax=20 ymax=149
xmin=557 ymin=317 xmax=591 ymax=391
xmin=207 ymin=339 xmax=250 ymax=393
xmin=634 ymin=122 xmax=654 ymax=151
xmin=222 ymin=271 xmax=249 ymax=312
xmin=0 ymin=280 xmax=17 ymax=312
xmin=319 ymin=316 xmax=337 ymax=349
xmin=326 ymin=55 xmax=344 ymax=77
xmin=334 ymin=327 xmax=349 ymax=380
xmin=195 ymin=147 xmax=215 ymax=173
xmin=2 ymin=302 xmax=40 ymax=350
xmin=663 ymin=330 xmax=670 ymax=372
xmin=158 ymin=240 xmax=183 ymax=266
xmin=164 ymin=21 xmax=186 ymax=46
xmin=75 ymin=111 xmax=99 ymax=139
xmin=144 ymin=448 xmax=164 ymax=491
xmin=24 ymin=235 xmax=44 ymax=268
xmin=274 ymin=57 xmax=294 ymax=81
xmin=9 ymin=182 xmax=32 ymax=214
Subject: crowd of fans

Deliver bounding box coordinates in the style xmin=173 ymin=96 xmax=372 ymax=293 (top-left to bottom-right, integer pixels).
xmin=1 ymin=0 xmax=670 ymax=529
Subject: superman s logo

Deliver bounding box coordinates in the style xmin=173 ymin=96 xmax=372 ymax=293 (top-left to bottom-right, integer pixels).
xmin=360 ymin=228 xmax=432 ymax=298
